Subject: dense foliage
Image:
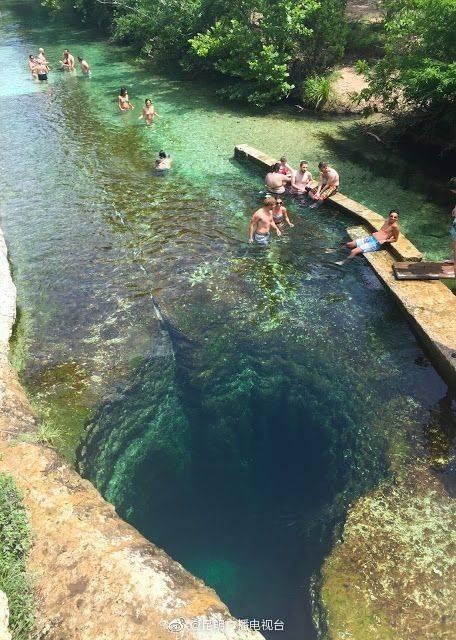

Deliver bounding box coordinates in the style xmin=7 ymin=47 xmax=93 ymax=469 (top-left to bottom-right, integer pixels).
xmin=0 ymin=474 xmax=34 ymax=640
xmin=359 ymin=0 xmax=456 ymax=150
xmin=43 ymin=0 xmax=348 ymax=106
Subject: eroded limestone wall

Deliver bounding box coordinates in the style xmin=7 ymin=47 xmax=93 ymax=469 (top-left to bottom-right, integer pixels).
xmin=0 ymin=227 xmax=264 ymax=640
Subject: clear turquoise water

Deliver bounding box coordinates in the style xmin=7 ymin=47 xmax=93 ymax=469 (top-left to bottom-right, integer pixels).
xmin=1 ymin=2 xmax=454 ymax=638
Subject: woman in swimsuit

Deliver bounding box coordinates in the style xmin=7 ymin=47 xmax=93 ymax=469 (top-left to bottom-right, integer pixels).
xmin=139 ymin=98 xmax=160 ymax=125
xmin=118 ymin=87 xmax=134 ymax=111
xmin=78 ymin=57 xmax=91 ymax=77
xmin=272 ymin=199 xmax=294 ymax=228
xmin=28 ymin=55 xmax=38 ymax=77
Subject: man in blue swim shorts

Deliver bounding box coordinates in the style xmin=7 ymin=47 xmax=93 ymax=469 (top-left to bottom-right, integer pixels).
xmin=336 ymin=210 xmax=400 ymax=264
xmin=248 ymin=197 xmax=282 ymax=245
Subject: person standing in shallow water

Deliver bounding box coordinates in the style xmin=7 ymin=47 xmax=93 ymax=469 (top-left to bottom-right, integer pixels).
xmin=36 ymin=48 xmax=47 ymax=64
xmin=28 ymin=55 xmax=38 ymax=78
xmin=78 ymin=56 xmax=91 ymax=77
xmin=265 ymin=163 xmax=288 ymax=195
xmin=139 ymin=99 xmax=160 ymax=125
xmin=61 ymin=49 xmax=75 ymax=71
xmin=248 ymin=197 xmax=282 ymax=245
xmin=118 ymin=87 xmax=134 ymax=111
xmin=272 ymin=198 xmax=294 ymax=228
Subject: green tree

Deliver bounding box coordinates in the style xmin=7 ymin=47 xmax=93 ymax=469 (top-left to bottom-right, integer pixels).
xmin=42 ymin=0 xmax=348 ymax=107
xmin=360 ymin=0 xmax=456 ymax=149
xmin=190 ymin=0 xmax=349 ymax=106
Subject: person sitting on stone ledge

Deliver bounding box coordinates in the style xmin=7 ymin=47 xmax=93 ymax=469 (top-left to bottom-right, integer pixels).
xmin=290 ymin=161 xmax=312 ymax=196
xmin=278 ymin=155 xmax=294 ymax=181
xmin=265 ymin=163 xmax=288 ymax=195
xmin=307 ymin=161 xmax=339 ymax=207
xmin=335 ymin=210 xmax=400 ymax=265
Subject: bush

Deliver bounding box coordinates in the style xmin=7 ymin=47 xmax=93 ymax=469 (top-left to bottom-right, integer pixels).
xmin=359 ymin=0 xmax=456 ymax=150
xmin=302 ymin=72 xmax=340 ymax=110
xmin=43 ymin=0 xmax=349 ymax=107
xmin=0 ymin=474 xmax=34 ymax=640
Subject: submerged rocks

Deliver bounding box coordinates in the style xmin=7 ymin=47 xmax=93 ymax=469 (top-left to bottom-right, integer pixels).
xmin=321 ymin=463 xmax=455 ymax=639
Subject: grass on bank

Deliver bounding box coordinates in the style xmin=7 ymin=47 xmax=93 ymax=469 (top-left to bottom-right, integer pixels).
xmin=0 ymin=473 xmax=34 ymax=640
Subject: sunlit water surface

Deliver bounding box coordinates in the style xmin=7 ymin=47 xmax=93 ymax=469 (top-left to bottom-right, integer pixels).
xmin=0 ymin=2 xmax=454 ymax=638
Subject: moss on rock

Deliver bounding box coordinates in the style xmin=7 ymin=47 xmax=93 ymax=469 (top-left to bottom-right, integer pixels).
xmin=321 ymin=464 xmax=455 ymax=639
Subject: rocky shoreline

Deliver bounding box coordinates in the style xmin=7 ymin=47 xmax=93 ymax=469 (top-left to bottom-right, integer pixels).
xmin=0 ymin=227 xmax=264 ymax=640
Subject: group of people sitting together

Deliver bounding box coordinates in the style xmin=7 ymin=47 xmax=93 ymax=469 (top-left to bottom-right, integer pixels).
xmin=264 ymin=157 xmax=340 ymax=207
xmin=27 ymin=47 xmax=91 ymax=81
xmin=249 ymin=156 xmax=400 ymax=263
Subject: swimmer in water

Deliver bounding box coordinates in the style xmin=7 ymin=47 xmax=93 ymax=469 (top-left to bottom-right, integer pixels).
xmin=77 ymin=56 xmax=91 ymax=77
xmin=155 ymin=150 xmax=172 ymax=171
xmin=248 ymin=197 xmax=282 ymax=245
xmin=138 ymin=98 xmax=160 ymax=125
xmin=272 ymin=198 xmax=294 ymax=228
xmin=118 ymin=87 xmax=134 ymax=111
xmin=28 ymin=54 xmax=38 ymax=77
xmin=36 ymin=48 xmax=47 ymax=64
xmin=36 ymin=60 xmax=49 ymax=82
xmin=61 ymin=49 xmax=75 ymax=71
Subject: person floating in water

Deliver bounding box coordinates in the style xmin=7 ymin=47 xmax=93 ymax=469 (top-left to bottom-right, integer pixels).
xmin=61 ymin=49 xmax=75 ymax=71
xmin=28 ymin=55 xmax=38 ymax=78
xmin=139 ymin=99 xmax=160 ymax=125
xmin=118 ymin=87 xmax=134 ymax=111
xmin=290 ymin=160 xmax=312 ymax=196
xmin=272 ymin=198 xmax=294 ymax=228
xmin=155 ymin=150 xmax=172 ymax=171
xmin=248 ymin=197 xmax=282 ymax=245
xmin=335 ymin=210 xmax=400 ymax=264
xmin=78 ymin=56 xmax=91 ymax=77
xmin=265 ymin=163 xmax=288 ymax=195
xmin=308 ymin=162 xmax=339 ymax=207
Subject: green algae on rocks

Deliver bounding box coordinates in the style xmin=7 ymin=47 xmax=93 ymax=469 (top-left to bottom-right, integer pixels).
xmin=320 ymin=463 xmax=456 ymax=640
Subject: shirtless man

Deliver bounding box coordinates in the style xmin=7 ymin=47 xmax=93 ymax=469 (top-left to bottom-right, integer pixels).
xmin=336 ymin=210 xmax=400 ymax=264
xmin=265 ymin=163 xmax=288 ymax=195
xmin=78 ymin=56 xmax=91 ymax=76
xmin=139 ymin=98 xmax=160 ymax=125
xmin=61 ymin=49 xmax=75 ymax=71
xmin=35 ymin=60 xmax=49 ymax=82
xmin=272 ymin=198 xmax=294 ymax=228
xmin=248 ymin=197 xmax=282 ymax=245
xmin=309 ymin=162 xmax=339 ymax=207
xmin=155 ymin=150 xmax=172 ymax=171
xmin=37 ymin=48 xmax=47 ymax=63
xmin=290 ymin=161 xmax=312 ymax=195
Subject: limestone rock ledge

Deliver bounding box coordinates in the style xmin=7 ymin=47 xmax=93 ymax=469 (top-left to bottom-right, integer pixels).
xmin=0 ymin=591 xmax=12 ymax=640
xmin=321 ymin=465 xmax=455 ymax=640
xmin=0 ymin=228 xmax=264 ymax=640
